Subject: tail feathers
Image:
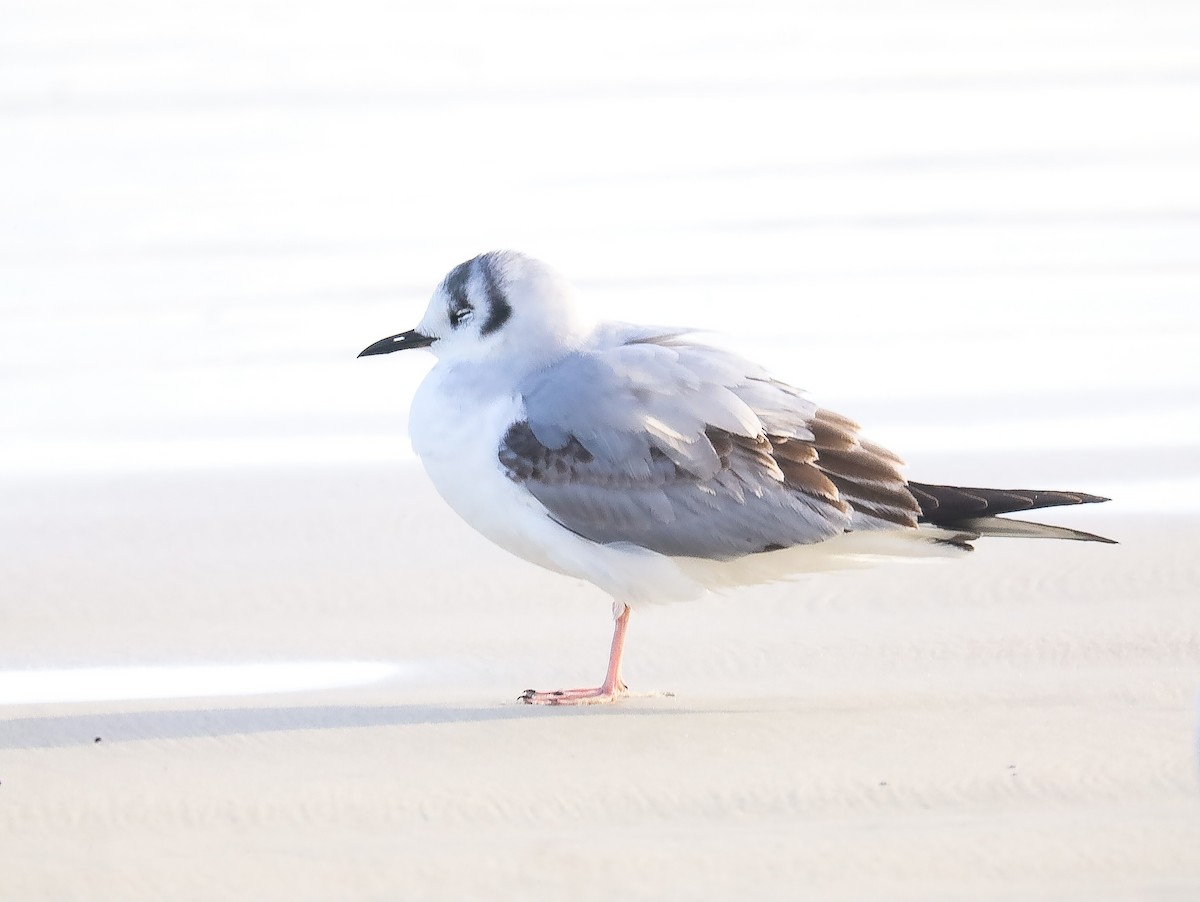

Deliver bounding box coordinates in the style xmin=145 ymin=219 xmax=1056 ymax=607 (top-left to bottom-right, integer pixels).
xmin=957 ymin=515 xmax=1116 ymax=544
xmin=908 ymin=481 xmax=1114 ymax=544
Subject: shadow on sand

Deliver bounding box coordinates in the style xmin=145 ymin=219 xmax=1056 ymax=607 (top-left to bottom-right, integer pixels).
xmin=0 ymin=698 xmax=685 ymax=749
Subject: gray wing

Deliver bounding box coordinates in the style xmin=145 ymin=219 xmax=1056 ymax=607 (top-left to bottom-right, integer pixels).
xmin=499 ymin=334 xmax=920 ymax=561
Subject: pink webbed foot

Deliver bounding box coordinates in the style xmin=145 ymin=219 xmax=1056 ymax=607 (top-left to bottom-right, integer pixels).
xmin=520 ymin=606 xmax=632 ymax=706
xmin=518 ymin=680 xmax=628 ymax=706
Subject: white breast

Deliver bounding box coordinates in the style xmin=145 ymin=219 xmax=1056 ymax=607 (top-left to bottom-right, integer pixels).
xmin=406 ymin=361 xmax=708 ymax=606
xmin=409 ymin=363 xmax=571 ymax=574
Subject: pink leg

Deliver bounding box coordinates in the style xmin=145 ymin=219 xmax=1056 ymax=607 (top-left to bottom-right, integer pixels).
xmin=519 ymin=606 xmax=631 ymax=705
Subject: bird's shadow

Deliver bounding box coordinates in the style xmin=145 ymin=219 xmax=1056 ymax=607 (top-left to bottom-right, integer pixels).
xmin=0 ymin=698 xmax=686 ymax=750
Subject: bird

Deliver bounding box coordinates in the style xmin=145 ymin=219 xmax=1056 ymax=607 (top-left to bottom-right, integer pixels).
xmin=359 ymin=250 xmax=1113 ymax=705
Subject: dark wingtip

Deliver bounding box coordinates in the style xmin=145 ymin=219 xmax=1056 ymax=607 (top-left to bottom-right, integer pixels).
xmin=1070 ymin=492 xmax=1111 ymax=505
xmin=910 ymin=482 xmax=1113 ymax=523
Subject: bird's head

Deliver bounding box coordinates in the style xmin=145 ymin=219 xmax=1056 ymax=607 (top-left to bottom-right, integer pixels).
xmin=358 ymin=251 xmax=592 ymax=370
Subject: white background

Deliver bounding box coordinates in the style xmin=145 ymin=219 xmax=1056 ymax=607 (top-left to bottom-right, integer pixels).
xmin=3 ymin=0 xmax=1199 ymax=507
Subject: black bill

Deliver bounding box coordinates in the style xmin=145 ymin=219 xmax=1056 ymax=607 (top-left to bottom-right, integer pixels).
xmin=358 ymin=329 xmax=436 ymax=357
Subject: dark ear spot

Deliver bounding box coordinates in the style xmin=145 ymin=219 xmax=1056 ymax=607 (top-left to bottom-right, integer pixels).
xmin=480 ymin=263 xmax=512 ymax=336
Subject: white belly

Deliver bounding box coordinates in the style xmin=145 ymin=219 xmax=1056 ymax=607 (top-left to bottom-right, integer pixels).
xmin=406 ymin=365 xmax=708 ymax=605
xmin=410 ymin=371 xmax=556 ymax=568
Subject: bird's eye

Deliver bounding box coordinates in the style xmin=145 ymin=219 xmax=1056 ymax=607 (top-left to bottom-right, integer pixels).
xmin=449 ymin=306 xmax=473 ymax=328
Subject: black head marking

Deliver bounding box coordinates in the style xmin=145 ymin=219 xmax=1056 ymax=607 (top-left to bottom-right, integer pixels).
xmin=480 ymin=258 xmax=513 ymax=336
xmin=442 ymin=260 xmax=474 ymax=328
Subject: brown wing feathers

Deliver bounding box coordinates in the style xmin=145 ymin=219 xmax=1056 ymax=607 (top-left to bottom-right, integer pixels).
xmin=699 ymin=410 xmax=922 ymax=528
xmin=769 ymin=436 xmax=843 ymax=506
xmin=786 ymin=412 xmax=1108 ymax=532
xmin=803 ymin=410 xmax=921 ymax=528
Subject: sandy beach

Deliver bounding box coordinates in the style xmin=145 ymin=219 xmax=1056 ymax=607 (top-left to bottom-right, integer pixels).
xmin=2 ymin=467 xmax=1198 ymax=900
xmin=3 ymin=0 xmax=1199 ymax=898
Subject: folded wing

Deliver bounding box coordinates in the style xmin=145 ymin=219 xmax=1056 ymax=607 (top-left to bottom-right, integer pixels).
xmin=498 ymin=333 xmax=920 ymax=561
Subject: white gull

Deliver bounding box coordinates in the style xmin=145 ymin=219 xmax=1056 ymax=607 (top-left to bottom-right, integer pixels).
xmin=360 ymin=251 xmax=1112 ymax=705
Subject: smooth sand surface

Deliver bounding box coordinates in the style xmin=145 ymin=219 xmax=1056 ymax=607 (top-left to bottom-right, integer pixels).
xmin=2 ymin=466 xmax=1197 ymax=901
